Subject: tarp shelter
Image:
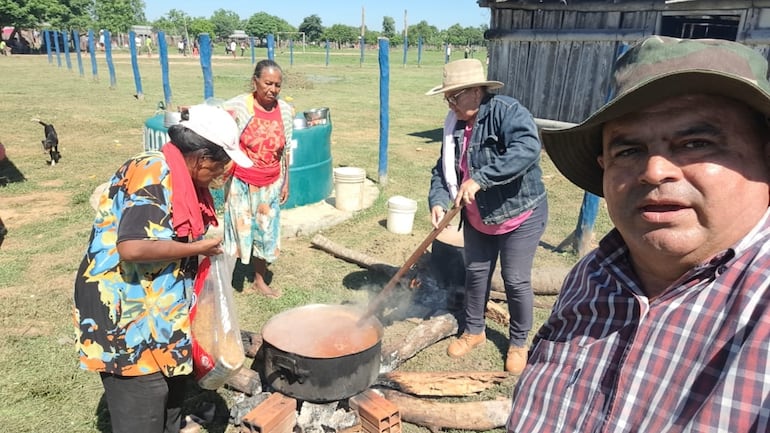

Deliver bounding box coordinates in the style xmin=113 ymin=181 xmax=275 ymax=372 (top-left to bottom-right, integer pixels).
xmin=228 ymin=30 xmax=249 ymax=40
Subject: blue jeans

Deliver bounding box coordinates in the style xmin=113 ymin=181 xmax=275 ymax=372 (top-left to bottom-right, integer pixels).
xmin=100 ymin=372 xmax=187 ymax=433
xmin=462 ymin=202 xmax=548 ymax=347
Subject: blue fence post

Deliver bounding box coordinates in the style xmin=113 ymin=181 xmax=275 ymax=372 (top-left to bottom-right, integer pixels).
xmin=53 ymin=31 xmax=62 ymax=67
xmin=266 ymin=34 xmax=274 ymax=60
xmin=73 ymin=30 xmax=84 ymax=76
xmin=44 ymin=30 xmax=53 ymax=64
xmin=378 ymin=38 xmax=390 ymax=186
xmin=573 ymin=42 xmax=630 ymax=257
xmin=444 ymin=41 xmax=450 ymax=64
xmin=199 ymin=33 xmax=214 ymax=100
xmin=289 ymin=39 xmax=294 ymax=66
xmin=88 ymin=30 xmax=98 ymax=80
xmin=250 ymin=36 xmax=256 ymax=64
xmin=325 ymin=39 xmax=330 ymax=67
xmin=158 ymin=31 xmax=172 ymax=108
xmin=402 ymin=36 xmax=408 ymax=66
xmin=359 ymin=36 xmax=364 ymax=66
xmin=104 ymin=30 xmax=117 ymax=88
xmin=128 ymin=31 xmax=143 ymax=99
xmin=417 ymin=36 xmax=423 ymax=67
xmin=62 ymin=30 xmax=72 ymax=70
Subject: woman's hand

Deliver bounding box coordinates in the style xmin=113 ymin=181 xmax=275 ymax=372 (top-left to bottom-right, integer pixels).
xmin=454 ymin=179 xmax=481 ymax=208
xmin=431 ymin=205 xmax=446 ymax=229
xmin=196 ymin=237 xmax=224 ymax=257
xmin=279 ymin=181 xmax=289 ymax=205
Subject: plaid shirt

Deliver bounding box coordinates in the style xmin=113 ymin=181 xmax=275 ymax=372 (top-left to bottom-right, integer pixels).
xmin=508 ymin=211 xmax=770 ymax=433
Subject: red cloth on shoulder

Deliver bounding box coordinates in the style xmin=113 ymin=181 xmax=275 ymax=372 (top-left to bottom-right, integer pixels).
xmin=161 ymin=143 xmax=217 ymax=239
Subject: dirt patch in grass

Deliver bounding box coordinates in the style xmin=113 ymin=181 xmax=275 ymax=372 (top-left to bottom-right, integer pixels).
xmin=1 ymin=189 xmax=69 ymax=229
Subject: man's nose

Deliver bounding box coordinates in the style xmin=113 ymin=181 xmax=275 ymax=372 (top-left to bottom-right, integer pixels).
xmin=639 ymin=154 xmax=681 ymax=185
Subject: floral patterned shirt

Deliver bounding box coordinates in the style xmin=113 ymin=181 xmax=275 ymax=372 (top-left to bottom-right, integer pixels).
xmin=73 ymin=152 xmax=195 ymax=377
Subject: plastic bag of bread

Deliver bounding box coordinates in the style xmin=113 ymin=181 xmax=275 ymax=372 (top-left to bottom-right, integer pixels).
xmin=191 ymin=253 xmax=245 ymax=389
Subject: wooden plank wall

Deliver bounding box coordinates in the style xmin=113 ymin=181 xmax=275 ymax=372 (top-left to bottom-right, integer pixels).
xmin=487 ymin=8 xmax=660 ymax=124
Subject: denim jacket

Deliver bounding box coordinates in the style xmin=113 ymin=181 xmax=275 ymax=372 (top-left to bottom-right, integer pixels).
xmin=428 ymin=93 xmax=546 ymax=225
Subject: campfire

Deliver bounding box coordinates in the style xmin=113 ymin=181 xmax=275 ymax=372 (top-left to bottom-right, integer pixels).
xmin=190 ymin=234 xmax=552 ymax=433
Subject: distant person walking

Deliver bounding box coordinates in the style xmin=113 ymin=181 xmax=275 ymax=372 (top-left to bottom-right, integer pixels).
xmin=144 ymin=36 xmax=153 ymax=57
xmin=230 ymin=40 xmax=237 ymax=59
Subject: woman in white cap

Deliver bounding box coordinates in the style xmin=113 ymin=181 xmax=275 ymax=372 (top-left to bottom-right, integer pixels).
xmin=73 ymin=104 xmax=252 ymax=433
xmin=427 ymin=59 xmax=548 ymax=374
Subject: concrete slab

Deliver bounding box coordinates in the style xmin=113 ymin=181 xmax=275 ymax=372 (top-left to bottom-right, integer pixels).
xmin=281 ymin=178 xmax=380 ymax=238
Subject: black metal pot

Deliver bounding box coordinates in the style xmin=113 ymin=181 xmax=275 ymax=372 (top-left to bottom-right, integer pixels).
xmin=261 ymin=304 xmax=383 ymax=402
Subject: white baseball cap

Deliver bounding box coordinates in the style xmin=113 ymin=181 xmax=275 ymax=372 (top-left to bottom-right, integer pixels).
xmin=179 ymin=104 xmax=253 ymax=168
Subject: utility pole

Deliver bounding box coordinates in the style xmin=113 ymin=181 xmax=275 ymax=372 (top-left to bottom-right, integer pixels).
xmin=361 ymin=6 xmax=366 ymax=38
xmin=404 ymin=9 xmax=408 ymax=40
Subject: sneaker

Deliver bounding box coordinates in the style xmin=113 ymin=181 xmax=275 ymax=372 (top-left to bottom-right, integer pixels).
xmin=505 ymin=345 xmax=529 ymax=374
xmin=447 ymin=332 xmax=486 ymax=358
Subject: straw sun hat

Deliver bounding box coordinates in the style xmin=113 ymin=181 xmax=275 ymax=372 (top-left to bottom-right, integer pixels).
xmin=541 ymin=36 xmax=770 ymax=197
xmin=426 ymin=58 xmax=504 ymax=96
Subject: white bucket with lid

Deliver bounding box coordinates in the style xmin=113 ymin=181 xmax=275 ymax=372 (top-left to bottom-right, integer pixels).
xmin=386 ymin=195 xmax=418 ymax=234
xmin=333 ymin=167 xmax=365 ymax=211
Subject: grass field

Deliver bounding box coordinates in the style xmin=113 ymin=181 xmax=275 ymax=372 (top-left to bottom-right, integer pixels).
xmin=0 ymin=46 xmax=612 ymax=432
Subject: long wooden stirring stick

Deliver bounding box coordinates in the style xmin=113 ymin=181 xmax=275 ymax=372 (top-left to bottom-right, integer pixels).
xmin=362 ymin=205 xmax=462 ymax=320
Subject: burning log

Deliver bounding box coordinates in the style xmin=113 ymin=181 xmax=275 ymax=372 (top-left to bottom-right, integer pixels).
xmin=312 ymin=233 xmax=563 ymax=295
xmin=241 ymin=329 xmax=263 ymax=358
xmin=377 ymin=371 xmax=514 ymax=397
xmin=380 ymin=313 xmax=458 ymax=373
xmin=310 ymin=234 xmax=400 ymax=277
xmin=379 ymin=389 xmax=512 ymax=431
xmin=225 ymin=366 xmax=262 ymax=396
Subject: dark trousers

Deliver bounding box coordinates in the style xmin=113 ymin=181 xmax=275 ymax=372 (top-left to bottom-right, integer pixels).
xmin=462 ymin=202 xmax=548 ymax=346
xmin=100 ymin=372 xmax=187 ymax=433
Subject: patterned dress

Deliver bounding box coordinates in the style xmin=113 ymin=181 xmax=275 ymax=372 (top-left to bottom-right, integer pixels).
xmin=221 ymin=93 xmax=293 ymax=264
xmin=73 ymin=152 xmax=195 ymax=377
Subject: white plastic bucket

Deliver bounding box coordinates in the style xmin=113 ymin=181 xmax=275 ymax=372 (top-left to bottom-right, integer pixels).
xmin=387 ymin=195 xmax=418 ymax=234
xmin=333 ymin=167 xmax=366 ymax=211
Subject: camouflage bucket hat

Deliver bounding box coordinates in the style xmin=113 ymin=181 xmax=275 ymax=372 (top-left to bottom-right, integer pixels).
xmin=542 ymin=36 xmax=770 ymax=197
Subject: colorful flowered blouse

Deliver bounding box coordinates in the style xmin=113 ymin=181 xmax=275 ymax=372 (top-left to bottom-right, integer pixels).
xmin=73 ymin=151 xmax=195 ymax=377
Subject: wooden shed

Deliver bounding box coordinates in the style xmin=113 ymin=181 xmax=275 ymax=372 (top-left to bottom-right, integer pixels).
xmin=478 ymin=0 xmax=770 ymax=124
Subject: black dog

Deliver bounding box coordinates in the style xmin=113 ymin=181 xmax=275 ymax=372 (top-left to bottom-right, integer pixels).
xmin=31 ymin=118 xmax=60 ymax=165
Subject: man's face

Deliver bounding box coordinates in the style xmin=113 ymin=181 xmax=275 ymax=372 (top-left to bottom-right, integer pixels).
xmin=599 ymin=94 xmax=770 ymax=271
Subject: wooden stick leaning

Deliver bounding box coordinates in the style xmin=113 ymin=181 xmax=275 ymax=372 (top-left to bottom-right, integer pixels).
xmin=362 ymin=205 xmax=463 ymax=320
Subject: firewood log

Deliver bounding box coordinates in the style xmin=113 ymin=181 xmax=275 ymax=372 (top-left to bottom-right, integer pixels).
xmin=379 ymin=389 xmax=512 ymax=431
xmin=377 ymin=371 xmax=514 ymax=396
xmin=224 ymin=366 xmax=261 ymax=396
xmin=380 ymin=313 xmax=458 ymax=373
xmin=310 ymin=234 xmax=398 ymax=273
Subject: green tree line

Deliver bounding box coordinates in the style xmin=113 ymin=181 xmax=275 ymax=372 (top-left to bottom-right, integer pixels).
xmin=0 ymin=0 xmax=488 ymax=47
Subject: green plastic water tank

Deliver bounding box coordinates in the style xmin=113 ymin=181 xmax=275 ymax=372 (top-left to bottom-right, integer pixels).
xmin=142 ymin=111 xmax=333 ymax=212
xmin=282 ymin=114 xmax=333 ymax=209
xmin=143 ymin=113 xmax=169 ymax=151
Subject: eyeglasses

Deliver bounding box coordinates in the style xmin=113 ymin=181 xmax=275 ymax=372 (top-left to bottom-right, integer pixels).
xmin=444 ymin=88 xmax=469 ymax=105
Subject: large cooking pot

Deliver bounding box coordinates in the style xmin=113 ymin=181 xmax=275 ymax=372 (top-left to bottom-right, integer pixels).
xmin=261 ymin=304 xmax=383 ymax=402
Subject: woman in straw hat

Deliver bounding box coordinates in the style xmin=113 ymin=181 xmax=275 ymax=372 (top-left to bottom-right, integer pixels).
xmin=426 ymin=58 xmax=548 ymax=374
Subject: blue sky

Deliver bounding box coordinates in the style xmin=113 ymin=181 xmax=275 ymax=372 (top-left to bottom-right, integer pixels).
xmin=144 ymin=0 xmax=491 ymax=31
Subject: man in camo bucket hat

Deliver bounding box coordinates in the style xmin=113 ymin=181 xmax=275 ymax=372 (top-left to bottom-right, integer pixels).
xmin=507 ymin=36 xmax=770 ymax=432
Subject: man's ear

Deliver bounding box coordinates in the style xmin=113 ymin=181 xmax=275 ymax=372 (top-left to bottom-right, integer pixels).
xmin=597 ymin=154 xmax=605 ymax=170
